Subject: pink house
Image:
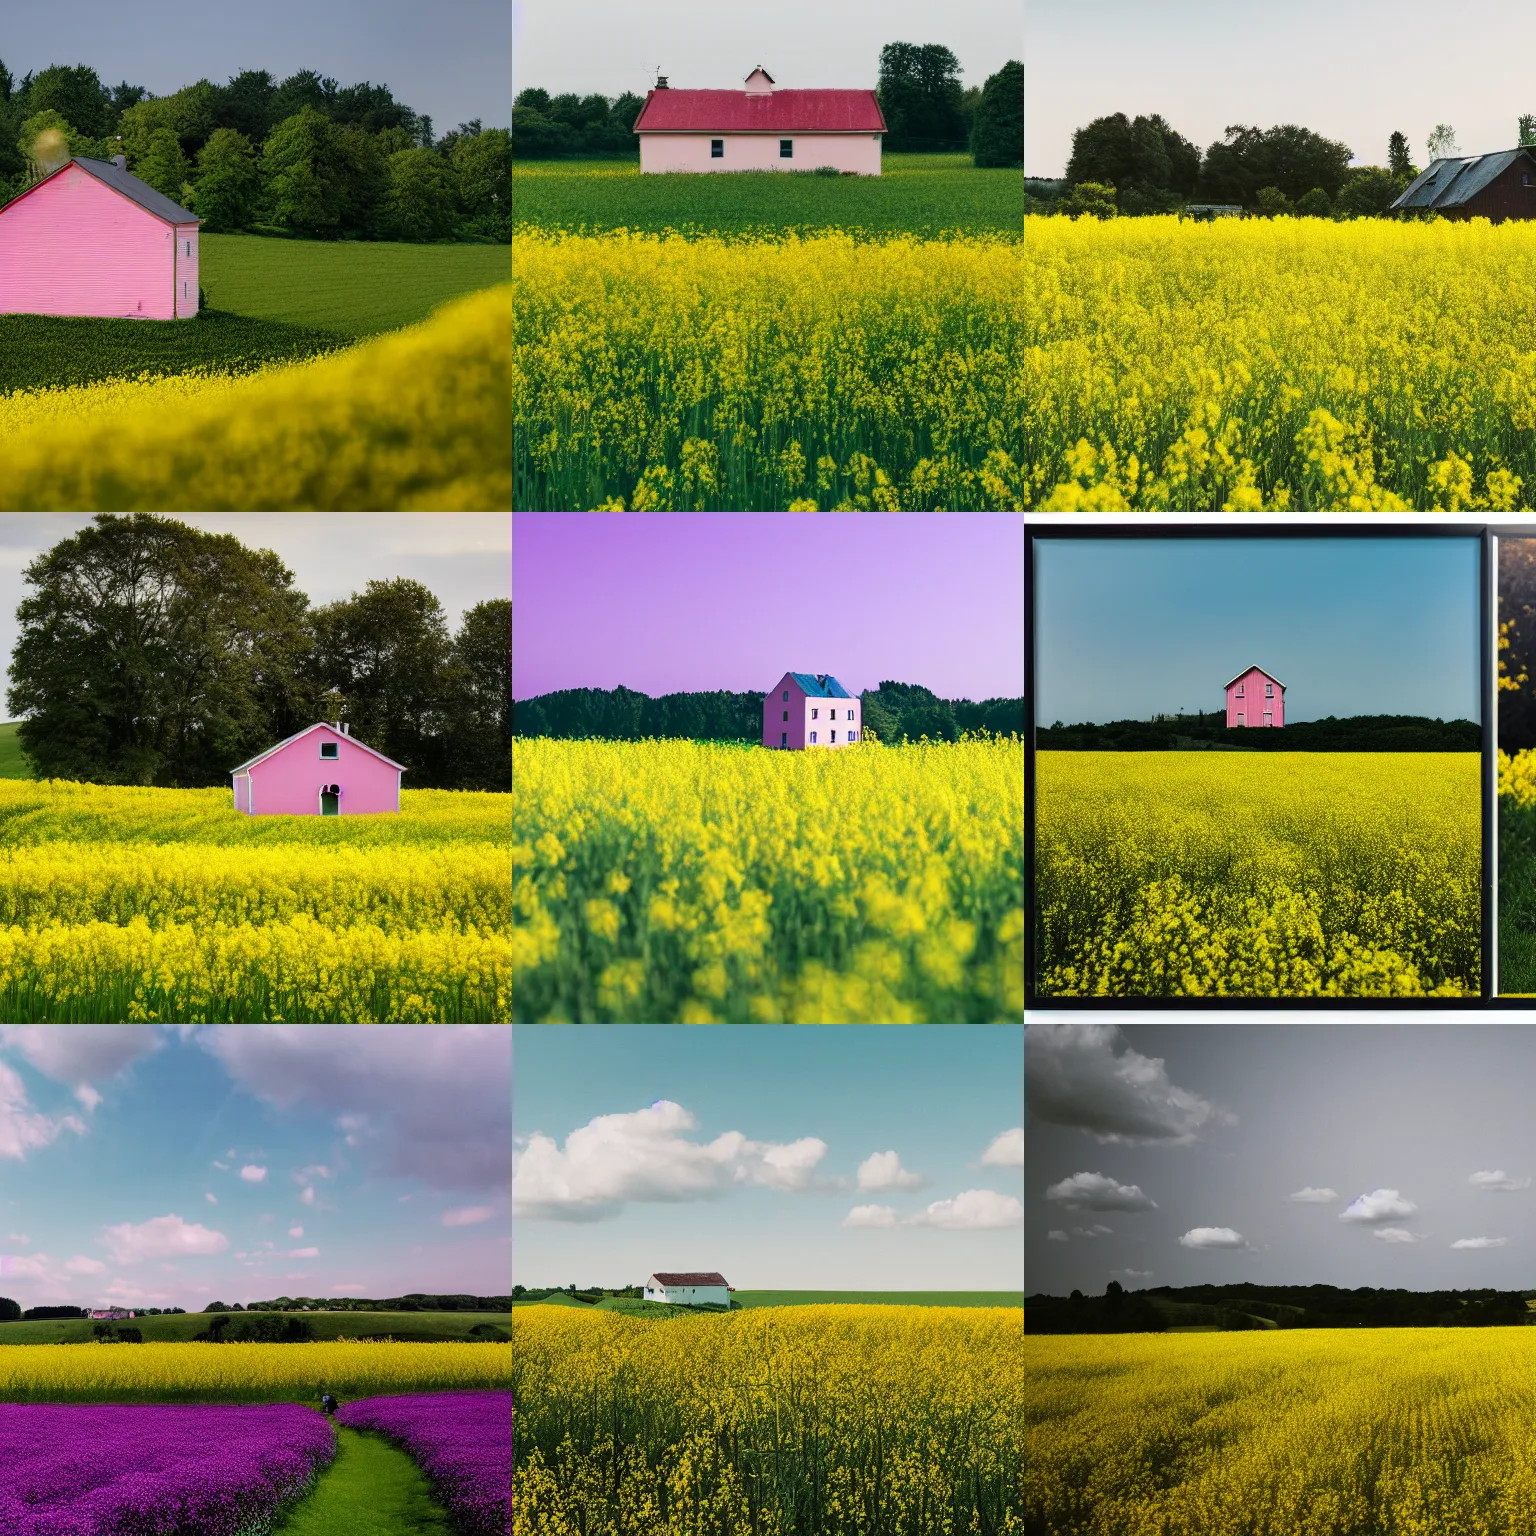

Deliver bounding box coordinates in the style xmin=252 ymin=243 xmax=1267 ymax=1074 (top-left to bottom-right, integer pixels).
xmin=1224 ymin=665 xmax=1285 ymax=728
xmin=763 ymin=672 xmax=860 ymax=749
xmin=633 ymin=68 xmax=886 ymax=175
xmin=0 ymin=156 xmax=200 ymax=320
xmin=230 ymin=723 xmax=405 ymax=816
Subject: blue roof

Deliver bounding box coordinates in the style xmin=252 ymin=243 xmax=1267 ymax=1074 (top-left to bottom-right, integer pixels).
xmin=789 ymin=672 xmax=851 ymax=698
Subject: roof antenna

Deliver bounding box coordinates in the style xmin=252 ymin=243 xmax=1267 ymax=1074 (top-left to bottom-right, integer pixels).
xmin=654 ymin=64 xmax=668 ymax=89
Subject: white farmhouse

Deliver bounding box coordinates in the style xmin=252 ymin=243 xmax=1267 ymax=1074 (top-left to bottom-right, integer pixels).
xmin=644 ymin=1271 xmax=732 ymax=1306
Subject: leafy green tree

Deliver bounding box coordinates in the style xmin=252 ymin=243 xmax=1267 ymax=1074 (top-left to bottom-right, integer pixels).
xmin=210 ymin=70 xmax=278 ymax=145
xmin=1294 ymin=186 xmax=1332 ymax=217
xmin=453 ymin=128 xmax=510 ymax=239
xmin=1199 ymin=123 xmax=1353 ymax=205
xmin=1336 ymin=167 xmax=1405 ymax=218
xmin=877 ymin=42 xmax=966 ymax=151
xmin=107 ymin=81 xmax=149 ymax=132
xmin=1056 ymin=180 xmax=1117 ymax=218
xmin=118 ymin=82 xmax=218 ymax=165
xmin=330 ymin=121 xmax=388 ymax=236
xmin=135 ymin=126 xmax=192 ymax=202
xmin=0 ymin=58 xmax=14 ymax=102
xmin=1426 ymin=123 xmax=1459 ymax=161
xmin=28 ymin=64 xmax=108 ymax=138
xmin=511 ymin=104 xmax=574 ymax=159
xmin=448 ymin=599 xmax=510 ymax=789
xmin=384 ymin=146 xmax=454 ymax=240
xmin=0 ymin=1296 xmax=19 ymax=1321
xmin=1521 ymin=115 xmax=1536 ymax=148
xmin=259 ymin=106 xmax=336 ymax=235
xmin=1066 ymin=112 xmax=1199 ymax=204
xmin=1255 ymin=185 xmax=1292 ymax=215
xmin=188 ymin=127 xmax=259 ymax=230
xmin=271 ymin=69 xmax=337 ymax=123
xmin=332 ymin=79 xmax=420 ymax=138
xmin=970 ymin=60 xmax=1022 ymax=168
xmin=1388 ymin=130 xmax=1414 ymax=178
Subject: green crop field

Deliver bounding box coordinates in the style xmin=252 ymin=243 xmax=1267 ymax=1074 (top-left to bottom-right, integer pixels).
xmin=0 ymin=1310 xmax=511 ymax=1346
xmin=0 ymin=724 xmax=31 ymax=781
xmin=512 ymin=152 xmax=1023 ymax=238
xmin=734 ymin=1291 xmax=1026 ymax=1308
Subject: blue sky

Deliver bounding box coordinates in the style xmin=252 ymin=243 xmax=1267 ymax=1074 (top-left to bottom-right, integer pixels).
xmin=3 ymin=0 xmax=508 ymax=137
xmin=0 ymin=1026 xmax=510 ymax=1311
xmin=512 ymin=1026 xmax=1023 ymax=1291
xmin=1034 ymin=537 xmax=1481 ymax=725
xmin=1029 ymin=0 xmax=1532 ymax=178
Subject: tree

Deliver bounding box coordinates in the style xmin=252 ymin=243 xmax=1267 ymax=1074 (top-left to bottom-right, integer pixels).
xmin=134 ymin=126 xmax=191 ymax=202
xmin=877 ymin=42 xmax=966 ymax=152
xmin=1066 ymin=112 xmax=1198 ymax=208
xmin=0 ymin=1296 xmax=18 ymax=1321
xmin=453 ymin=128 xmax=510 ymax=239
xmin=330 ymin=121 xmax=388 ymax=236
xmin=6 ymin=514 xmax=312 ymax=787
xmin=448 ymin=599 xmax=510 ymax=790
xmin=118 ymin=82 xmax=218 ymax=166
xmin=1522 ymin=115 xmax=1536 ymax=148
xmin=970 ymin=60 xmax=1022 ymax=168
xmin=17 ymin=110 xmax=75 ymax=183
xmin=1056 ymin=180 xmax=1117 ymax=218
xmin=189 ymin=128 xmax=259 ymax=231
xmin=384 ymin=146 xmax=456 ymax=241
xmin=1335 ymin=167 xmax=1405 ymax=218
xmin=1388 ymin=130 xmax=1414 ymax=178
xmin=107 ymin=81 xmax=149 ymax=132
xmin=1199 ymin=123 xmax=1352 ymax=205
xmin=259 ymin=106 xmax=338 ymax=235
xmin=1426 ymin=123 xmax=1459 ymax=161
xmin=28 ymin=64 xmax=108 ymax=138
xmin=511 ymin=105 xmax=575 ymax=159
xmin=272 ymin=70 xmax=338 ymax=123
xmin=204 ymin=1301 xmax=228 ymax=1313
xmin=1294 ymin=186 xmax=1332 ymax=217
xmin=210 ymin=70 xmax=278 ymax=145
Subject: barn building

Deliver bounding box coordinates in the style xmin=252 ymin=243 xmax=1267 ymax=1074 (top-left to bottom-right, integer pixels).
xmin=1225 ymin=665 xmax=1285 ymax=728
xmin=1390 ymin=148 xmax=1536 ymax=222
xmin=763 ymin=672 xmax=860 ymax=749
xmin=0 ymin=156 xmax=200 ymax=319
xmin=633 ymin=68 xmax=886 ymax=175
xmin=230 ymin=723 xmax=406 ymax=816
xmin=643 ymin=1272 xmax=732 ymax=1306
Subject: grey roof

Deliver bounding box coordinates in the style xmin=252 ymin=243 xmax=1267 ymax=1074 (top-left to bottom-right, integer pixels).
xmin=1223 ymin=664 xmax=1286 ymax=691
xmin=70 ymin=156 xmax=199 ymax=225
xmin=650 ymin=1272 xmax=730 ymax=1286
xmin=789 ymin=672 xmax=852 ymax=698
xmin=230 ymin=722 xmax=407 ymax=775
xmin=1391 ymin=149 xmax=1534 ymax=211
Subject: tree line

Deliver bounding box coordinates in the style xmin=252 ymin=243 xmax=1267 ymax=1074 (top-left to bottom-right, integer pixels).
xmin=0 ymin=60 xmax=509 ymax=242
xmin=1038 ymin=712 xmax=1480 ymax=752
xmin=6 ymin=515 xmax=509 ymax=793
xmin=512 ymin=679 xmax=1024 ymax=744
xmin=513 ymin=44 xmax=1021 ymax=169
xmin=1032 ymin=113 xmax=1536 ymax=219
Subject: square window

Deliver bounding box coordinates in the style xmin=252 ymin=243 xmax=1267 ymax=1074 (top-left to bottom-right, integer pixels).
xmin=780 ymin=139 xmax=793 ymax=158
xmin=1265 ymin=682 xmax=1273 ymax=696
xmin=1237 ymin=713 xmax=1245 ymax=726
xmin=1236 ymin=683 xmax=1244 ymax=697
xmin=711 ymin=139 xmax=723 ymax=158
xmin=320 ymin=741 xmax=339 ymax=759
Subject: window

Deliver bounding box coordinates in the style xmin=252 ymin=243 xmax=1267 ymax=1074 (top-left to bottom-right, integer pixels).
xmin=780 ymin=731 xmax=787 ymax=746
xmin=780 ymin=139 xmax=793 ymax=158
xmin=810 ymin=731 xmax=817 ymax=743
xmin=811 ymin=708 xmax=818 ymax=719
xmin=711 ymin=139 xmax=724 ymax=158
xmin=1236 ymin=683 xmax=1244 ymax=697
xmin=849 ymin=729 xmax=857 ymax=742
xmin=1264 ymin=711 xmax=1273 ymax=726
xmin=185 ymin=240 xmax=191 ymax=257
xmin=782 ymin=690 xmax=788 ymax=701
xmin=1526 ymin=171 xmax=1534 ymax=187
xmin=782 ymin=710 xmax=788 ymax=721
xmin=320 ymin=742 xmax=339 ymax=759
xmin=1236 ymin=712 xmax=1245 ymax=726
xmin=831 ymin=729 xmax=837 ymax=742
xmin=1265 ymin=682 xmax=1274 ymax=697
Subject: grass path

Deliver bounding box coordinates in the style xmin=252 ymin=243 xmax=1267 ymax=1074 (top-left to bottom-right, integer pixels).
xmin=274 ymin=1425 xmax=453 ymax=1536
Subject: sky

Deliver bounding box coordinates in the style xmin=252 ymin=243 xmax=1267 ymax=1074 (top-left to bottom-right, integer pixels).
xmin=3 ymin=0 xmax=509 ymax=136
xmin=513 ymin=513 xmax=1025 ymax=702
xmin=0 ymin=1026 xmax=510 ymax=1311
xmin=1029 ymin=0 xmax=1536 ymax=178
xmin=512 ymin=1025 xmax=1023 ymax=1291
xmin=1033 ymin=536 xmax=1482 ymax=725
xmin=1027 ymin=1023 xmax=1536 ymax=1295
xmin=513 ymin=0 xmax=1021 ymax=99
xmin=0 ymin=513 xmax=511 ymax=705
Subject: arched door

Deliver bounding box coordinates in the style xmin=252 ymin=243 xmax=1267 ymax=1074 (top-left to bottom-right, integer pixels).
xmin=320 ymin=785 xmax=339 ymax=816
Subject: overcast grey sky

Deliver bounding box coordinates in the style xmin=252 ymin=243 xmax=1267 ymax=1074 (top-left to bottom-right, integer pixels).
xmin=3 ymin=0 xmax=509 ymax=137
xmin=0 ymin=514 xmax=510 ymax=712
xmin=1029 ymin=0 xmax=1536 ymax=178
xmin=514 ymin=0 xmax=1021 ymax=100
xmin=1027 ymin=1024 xmax=1536 ymax=1295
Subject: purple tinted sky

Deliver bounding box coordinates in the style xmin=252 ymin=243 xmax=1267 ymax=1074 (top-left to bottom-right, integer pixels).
xmin=512 ymin=514 xmax=1024 ymax=700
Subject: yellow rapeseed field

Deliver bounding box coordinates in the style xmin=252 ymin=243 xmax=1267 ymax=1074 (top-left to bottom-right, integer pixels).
xmin=0 ymin=779 xmax=510 ymax=1022
xmin=0 ymin=284 xmax=510 ymax=510
xmin=514 ymin=1304 xmax=1024 ymax=1536
xmin=0 ymin=1339 xmax=511 ymax=1404
xmin=1035 ymin=752 xmax=1480 ymax=996
xmin=513 ymin=231 xmax=1030 ymax=509
xmin=1025 ymin=215 xmax=1536 ymax=510
xmin=512 ymin=737 xmax=1024 ymax=1022
xmin=1026 ymin=1329 xmax=1536 ymax=1536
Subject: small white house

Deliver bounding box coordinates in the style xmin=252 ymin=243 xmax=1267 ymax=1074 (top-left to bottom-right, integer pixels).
xmin=644 ymin=1271 xmax=732 ymax=1306
xmin=90 ymin=1308 xmax=136 ymax=1320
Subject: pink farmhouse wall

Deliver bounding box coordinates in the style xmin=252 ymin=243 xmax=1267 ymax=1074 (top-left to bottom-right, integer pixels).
xmin=640 ymin=134 xmax=882 ymax=174
xmin=174 ymin=224 xmax=199 ymax=317
xmin=0 ymin=165 xmax=183 ymax=319
xmin=762 ymin=673 xmax=861 ymax=749
xmin=1225 ymin=668 xmax=1285 ymax=728
xmin=237 ymin=725 xmax=402 ymax=815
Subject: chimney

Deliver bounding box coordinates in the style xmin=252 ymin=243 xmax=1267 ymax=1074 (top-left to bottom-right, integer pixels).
xmin=655 ymin=75 xmax=668 ymax=89
xmin=342 ymin=723 xmax=350 ymax=736
xmin=111 ymin=154 xmax=126 ymax=171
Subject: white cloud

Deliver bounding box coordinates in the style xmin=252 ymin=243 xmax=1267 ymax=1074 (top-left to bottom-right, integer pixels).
xmin=1452 ymin=1236 xmax=1509 ymax=1250
xmin=0 ymin=1025 xmax=162 ymax=1083
xmin=299 ymin=1187 xmax=316 ymax=1207
xmin=64 ymin=1255 xmax=105 ymax=1275
xmin=0 ymin=1060 xmax=86 ymax=1161
xmin=75 ymin=1085 xmax=102 ymax=1113
xmin=1070 ymin=1224 xmax=1113 ymax=1238
xmin=239 ymin=1165 xmax=267 ymax=1184
xmin=1373 ymin=1228 xmax=1427 ymax=1245
xmin=1025 ymin=1023 xmax=1233 ymax=1144
xmin=1179 ymin=1227 xmax=1250 ymax=1250
xmin=212 ymin=1160 xmax=228 ymax=1171
xmin=1470 ymin=1170 xmax=1530 ymax=1192
xmin=287 ymin=1224 xmax=303 ymax=1238
xmin=907 ymin=1189 xmax=1023 ymax=1229
xmin=1046 ymin=1229 xmax=1068 ymax=1241
xmin=979 ymin=1128 xmax=1024 ymax=1167
xmin=101 ymin=1215 xmax=229 ymax=1264
xmin=842 ymin=1204 xmax=899 ymax=1229
xmin=441 ymin=1206 xmax=495 ymax=1227
xmin=1287 ymin=1187 xmax=1339 ymax=1203
xmin=513 ymin=1100 xmax=837 ymax=1222
xmin=1120 ymin=1268 xmax=1154 ymax=1280
xmin=856 ymin=1151 xmax=925 ymax=1192
xmin=1339 ymin=1189 xmax=1418 ymax=1225
xmin=293 ymin=1164 xmax=332 ymax=1186
xmin=200 ymin=1025 xmax=509 ymax=1191
xmin=204 ymin=1193 xmax=217 ymax=1205
xmin=1044 ymin=1171 xmax=1157 ymax=1212
xmin=287 ymin=1247 xmax=319 ymax=1258
xmin=7 ymin=1233 xmax=27 ymax=1245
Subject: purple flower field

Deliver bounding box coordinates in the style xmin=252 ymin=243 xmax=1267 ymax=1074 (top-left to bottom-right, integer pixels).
xmin=0 ymin=1402 xmax=334 ymax=1535
xmin=336 ymin=1390 xmax=510 ymax=1535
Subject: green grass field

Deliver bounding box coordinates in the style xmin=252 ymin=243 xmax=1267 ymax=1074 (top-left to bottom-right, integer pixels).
xmin=272 ymin=1425 xmax=453 ymax=1536
xmin=0 ymin=1310 xmax=510 ymax=1346
xmin=512 ymin=152 xmax=1022 ymax=238
xmin=0 ymin=724 xmax=31 ymax=780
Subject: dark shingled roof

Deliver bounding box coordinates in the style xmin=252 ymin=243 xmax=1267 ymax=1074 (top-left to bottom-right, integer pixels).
xmin=1391 ymin=149 xmax=1536 ymax=211
xmin=650 ymin=1272 xmax=730 ymax=1286
xmin=71 ymin=156 xmax=199 ymax=225
xmin=790 ymin=672 xmax=851 ymax=698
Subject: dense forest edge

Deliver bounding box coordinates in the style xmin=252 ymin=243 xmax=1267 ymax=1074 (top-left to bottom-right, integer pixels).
xmin=1037 ymin=712 xmax=1479 ymax=752
xmin=512 ymin=680 xmax=1024 ymax=744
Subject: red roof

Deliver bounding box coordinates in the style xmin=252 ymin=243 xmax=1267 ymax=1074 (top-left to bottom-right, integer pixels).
xmin=633 ymin=89 xmax=886 ymax=135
